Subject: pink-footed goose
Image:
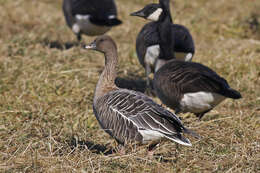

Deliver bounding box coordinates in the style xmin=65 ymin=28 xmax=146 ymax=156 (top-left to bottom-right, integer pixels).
xmin=85 ymin=35 xmax=198 ymax=150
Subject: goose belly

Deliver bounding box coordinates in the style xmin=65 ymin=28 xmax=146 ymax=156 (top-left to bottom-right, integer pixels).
xmin=73 ymin=15 xmax=111 ymax=36
xmin=180 ymin=92 xmax=226 ymax=113
xmin=144 ymin=45 xmax=193 ymax=68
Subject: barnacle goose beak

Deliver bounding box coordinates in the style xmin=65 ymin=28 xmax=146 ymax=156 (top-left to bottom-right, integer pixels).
xmin=85 ymin=41 xmax=96 ymax=50
xmin=130 ymin=10 xmax=146 ymax=17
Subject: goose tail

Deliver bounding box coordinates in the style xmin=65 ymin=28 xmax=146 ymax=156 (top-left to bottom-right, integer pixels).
xmin=164 ymin=133 xmax=192 ymax=146
xmin=223 ymin=88 xmax=242 ymax=99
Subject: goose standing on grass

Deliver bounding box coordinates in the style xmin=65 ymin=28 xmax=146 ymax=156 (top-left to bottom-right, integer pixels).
xmin=130 ymin=0 xmax=195 ymax=91
xmin=85 ymin=35 xmax=199 ymax=151
xmin=153 ymin=60 xmax=242 ymax=120
xmin=63 ymin=0 xmax=122 ymax=41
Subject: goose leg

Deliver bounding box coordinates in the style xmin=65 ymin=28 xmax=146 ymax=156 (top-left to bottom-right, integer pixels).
xmin=175 ymin=143 xmax=179 ymax=159
xmin=115 ymin=144 xmax=126 ymax=155
xmin=175 ymin=108 xmax=182 ymax=115
xmin=76 ymin=33 xmax=82 ymax=42
xmin=145 ymin=64 xmax=151 ymax=87
xmin=145 ymin=64 xmax=155 ymax=96
xmin=147 ymin=141 xmax=160 ymax=159
xmin=195 ymin=109 xmax=212 ymax=120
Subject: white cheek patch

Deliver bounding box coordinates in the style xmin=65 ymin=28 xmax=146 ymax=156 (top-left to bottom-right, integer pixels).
xmin=147 ymin=8 xmax=163 ymax=21
xmin=180 ymin=92 xmax=226 ymax=113
xmin=144 ymin=45 xmax=160 ymax=67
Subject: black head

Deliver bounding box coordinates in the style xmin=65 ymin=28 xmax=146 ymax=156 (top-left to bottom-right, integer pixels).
xmin=130 ymin=3 xmax=163 ymax=21
xmin=85 ymin=35 xmax=117 ymax=54
xmin=130 ymin=0 xmax=171 ymax=22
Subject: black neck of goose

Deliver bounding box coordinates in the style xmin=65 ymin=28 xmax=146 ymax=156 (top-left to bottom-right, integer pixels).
xmin=94 ymin=49 xmax=118 ymax=102
xmin=158 ymin=0 xmax=172 ymax=23
xmin=157 ymin=0 xmax=175 ymax=61
xmin=158 ymin=14 xmax=175 ymax=61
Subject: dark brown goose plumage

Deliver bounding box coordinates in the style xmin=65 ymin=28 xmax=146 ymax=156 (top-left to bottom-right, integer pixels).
xmin=153 ymin=59 xmax=242 ymax=119
xmin=85 ymin=35 xmax=198 ymax=146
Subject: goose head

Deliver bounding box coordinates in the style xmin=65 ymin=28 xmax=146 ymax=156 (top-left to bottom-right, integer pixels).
xmin=131 ymin=3 xmax=163 ymax=22
xmin=85 ymin=35 xmax=117 ymax=54
xmin=130 ymin=0 xmax=170 ymax=22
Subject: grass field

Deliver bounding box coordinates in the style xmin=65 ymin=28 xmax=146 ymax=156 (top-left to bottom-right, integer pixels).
xmin=0 ymin=0 xmax=259 ymax=172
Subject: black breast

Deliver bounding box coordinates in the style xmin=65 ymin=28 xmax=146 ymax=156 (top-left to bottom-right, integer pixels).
xmin=136 ymin=22 xmax=195 ymax=67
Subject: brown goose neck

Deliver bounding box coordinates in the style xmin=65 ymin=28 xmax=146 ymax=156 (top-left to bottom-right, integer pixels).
xmin=103 ymin=51 xmax=118 ymax=85
xmin=94 ymin=49 xmax=118 ymax=103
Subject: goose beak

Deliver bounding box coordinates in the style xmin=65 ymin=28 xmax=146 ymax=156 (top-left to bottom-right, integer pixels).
xmin=130 ymin=10 xmax=145 ymax=17
xmin=85 ymin=42 xmax=96 ymax=50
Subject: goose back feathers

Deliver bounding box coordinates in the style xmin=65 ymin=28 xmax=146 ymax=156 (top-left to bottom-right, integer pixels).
xmin=153 ymin=60 xmax=242 ymax=119
xmin=63 ymin=0 xmax=122 ymax=40
xmin=86 ymin=35 xmax=198 ymax=146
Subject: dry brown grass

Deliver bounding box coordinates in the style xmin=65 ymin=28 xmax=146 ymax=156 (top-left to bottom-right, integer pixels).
xmin=0 ymin=0 xmax=259 ymax=172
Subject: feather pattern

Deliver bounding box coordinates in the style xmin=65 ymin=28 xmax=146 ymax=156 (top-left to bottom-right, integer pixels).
xmin=93 ymin=89 xmax=193 ymax=145
xmin=86 ymin=35 xmax=197 ymax=147
xmin=153 ymin=60 xmax=242 ymax=116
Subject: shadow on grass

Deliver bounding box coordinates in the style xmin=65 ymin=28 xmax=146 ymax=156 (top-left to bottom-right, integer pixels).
xmin=68 ymin=137 xmax=181 ymax=161
xmin=41 ymin=38 xmax=80 ymax=50
xmin=115 ymin=77 xmax=147 ymax=93
xmin=116 ymin=76 xmax=158 ymax=94
xmin=68 ymin=137 xmax=114 ymax=155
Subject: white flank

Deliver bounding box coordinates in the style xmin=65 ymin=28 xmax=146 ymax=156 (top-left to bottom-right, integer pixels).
xmin=147 ymin=8 xmax=163 ymax=21
xmin=108 ymin=15 xmax=116 ymax=19
xmin=139 ymin=130 xmax=164 ymax=143
xmin=180 ymin=92 xmax=226 ymax=113
xmin=75 ymin=14 xmax=111 ymax=36
xmin=145 ymin=47 xmax=194 ymax=71
xmin=144 ymin=45 xmax=160 ymax=67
